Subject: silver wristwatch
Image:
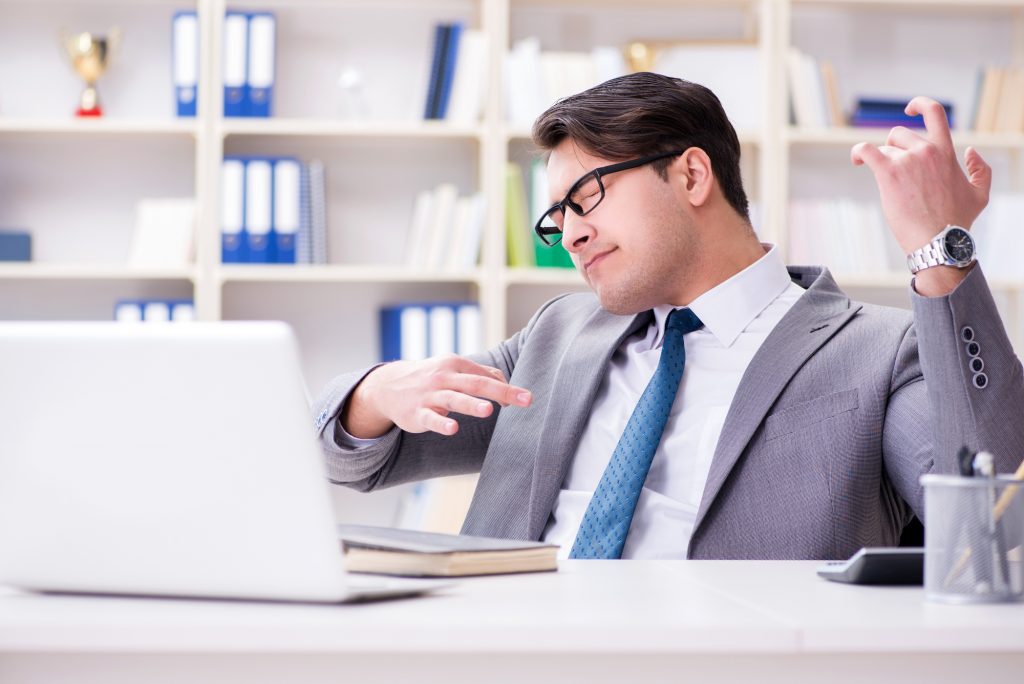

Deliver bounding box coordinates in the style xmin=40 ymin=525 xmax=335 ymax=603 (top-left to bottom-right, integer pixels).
xmin=906 ymin=225 xmax=977 ymax=275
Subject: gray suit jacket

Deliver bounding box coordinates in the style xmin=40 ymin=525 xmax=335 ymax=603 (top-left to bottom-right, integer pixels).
xmin=313 ymin=265 xmax=1024 ymax=559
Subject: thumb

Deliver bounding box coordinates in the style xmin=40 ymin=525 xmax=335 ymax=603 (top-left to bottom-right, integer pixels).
xmin=964 ymin=146 xmax=992 ymax=197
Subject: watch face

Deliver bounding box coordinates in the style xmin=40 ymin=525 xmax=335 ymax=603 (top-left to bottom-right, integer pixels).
xmin=943 ymin=227 xmax=975 ymax=263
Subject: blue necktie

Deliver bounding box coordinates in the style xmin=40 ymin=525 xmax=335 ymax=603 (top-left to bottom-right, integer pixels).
xmin=569 ymin=308 xmax=704 ymax=559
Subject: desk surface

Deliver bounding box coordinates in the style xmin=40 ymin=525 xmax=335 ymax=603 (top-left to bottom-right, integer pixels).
xmin=2 ymin=560 xmax=1023 ymax=655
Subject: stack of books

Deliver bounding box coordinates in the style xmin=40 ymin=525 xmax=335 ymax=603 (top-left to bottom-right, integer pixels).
xmin=423 ymin=22 xmax=489 ymax=123
xmin=850 ymin=99 xmax=953 ymax=129
xmin=972 ymin=66 xmax=1024 ymax=133
xmin=787 ymin=47 xmax=844 ymax=128
xmin=405 ymin=185 xmax=486 ymax=273
xmin=506 ymin=162 xmax=574 ymax=269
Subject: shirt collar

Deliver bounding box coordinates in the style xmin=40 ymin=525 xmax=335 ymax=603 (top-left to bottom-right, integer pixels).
xmin=652 ymin=244 xmax=791 ymax=349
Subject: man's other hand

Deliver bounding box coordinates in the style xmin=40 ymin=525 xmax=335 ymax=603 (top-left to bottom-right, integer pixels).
xmin=342 ymin=355 xmax=533 ymax=439
xmin=850 ymin=96 xmax=991 ymax=296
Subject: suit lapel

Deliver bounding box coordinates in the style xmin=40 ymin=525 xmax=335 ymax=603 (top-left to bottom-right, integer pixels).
xmin=690 ymin=268 xmax=863 ymax=540
xmin=525 ymin=308 xmax=652 ymax=540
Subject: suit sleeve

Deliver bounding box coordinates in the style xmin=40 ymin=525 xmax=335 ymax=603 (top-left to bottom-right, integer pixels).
xmin=883 ymin=264 xmax=1024 ymax=521
xmin=310 ymin=294 xmax=570 ymax=492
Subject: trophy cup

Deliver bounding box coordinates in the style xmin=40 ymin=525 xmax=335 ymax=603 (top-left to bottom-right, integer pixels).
xmin=60 ymin=28 xmax=120 ymax=117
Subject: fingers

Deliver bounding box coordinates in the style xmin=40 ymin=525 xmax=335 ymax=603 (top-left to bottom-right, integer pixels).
xmin=850 ymin=141 xmax=888 ymax=171
xmin=964 ymin=146 xmax=992 ymax=197
xmin=905 ymin=96 xmax=953 ymax=154
xmin=415 ymin=407 xmax=459 ymax=436
xmin=450 ymin=356 xmax=508 ymax=383
xmin=886 ymin=125 xmax=927 ymax=151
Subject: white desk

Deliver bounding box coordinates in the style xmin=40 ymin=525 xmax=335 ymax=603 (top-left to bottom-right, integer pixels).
xmin=1 ymin=561 xmax=1022 ymax=684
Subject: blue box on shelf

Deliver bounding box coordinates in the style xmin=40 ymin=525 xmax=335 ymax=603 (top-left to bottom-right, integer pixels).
xmin=0 ymin=230 xmax=31 ymax=261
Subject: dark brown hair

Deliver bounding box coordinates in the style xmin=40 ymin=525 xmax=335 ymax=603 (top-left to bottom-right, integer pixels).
xmin=532 ymin=72 xmax=749 ymax=221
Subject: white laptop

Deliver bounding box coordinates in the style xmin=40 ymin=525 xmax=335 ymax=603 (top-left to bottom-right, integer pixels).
xmin=0 ymin=321 xmax=451 ymax=603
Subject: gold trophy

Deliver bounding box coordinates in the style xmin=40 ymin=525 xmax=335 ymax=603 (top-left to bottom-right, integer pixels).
xmin=60 ymin=28 xmax=120 ymax=117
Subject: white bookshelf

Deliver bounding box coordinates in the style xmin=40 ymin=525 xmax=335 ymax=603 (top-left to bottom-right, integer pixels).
xmin=1 ymin=0 xmax=1022 ymax=411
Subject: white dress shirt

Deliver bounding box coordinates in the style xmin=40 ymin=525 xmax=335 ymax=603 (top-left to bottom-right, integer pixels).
xmin=541 ymin=245 xmax=804 ymax=559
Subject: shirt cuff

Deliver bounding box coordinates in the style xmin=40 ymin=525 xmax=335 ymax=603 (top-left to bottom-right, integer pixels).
xmin=334 ymin=418 xmax=386 ymax=449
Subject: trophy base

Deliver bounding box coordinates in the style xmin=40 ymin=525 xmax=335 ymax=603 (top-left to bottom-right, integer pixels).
xmin=76 ymin=106 xmax=103 ymax=118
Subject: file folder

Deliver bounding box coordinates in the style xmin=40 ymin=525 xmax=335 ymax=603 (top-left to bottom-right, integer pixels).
xmin=114 ymin=301 xmax=143 ymax=323
xmin=221 ymin=158 xmax=247 ymax=263
xmin=247 ymin=13 xmax=276 ymax=117
xmin=429 ymin=306 xmax=456 ymax=357
xmin=245 ymin=158 xmax=274 ymax=263
xmin=144 ymin=301 xmax=172 ymax=323
xmin=273 ymin=158 xmax=301 ymax=264
xmin=381 ymin=305 xmax=429 ymax=362
xmin=223 ymin=12 xmax=248 ymax=117
xmin=456 ymin=304 xmax=483 ymax=355
xmin=172 ymin=11 xmax=198 ymax=117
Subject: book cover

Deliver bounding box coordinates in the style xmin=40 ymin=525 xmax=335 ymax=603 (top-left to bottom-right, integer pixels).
xmin=338 ymin=524 xmax=558 ymax=577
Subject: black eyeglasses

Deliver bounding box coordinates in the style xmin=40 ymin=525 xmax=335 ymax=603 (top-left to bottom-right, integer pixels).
xmin=533 ymin=149 xmax=686 ymax=246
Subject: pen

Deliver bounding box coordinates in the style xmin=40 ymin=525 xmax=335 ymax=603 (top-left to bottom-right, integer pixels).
xmin=943 ymin=455 xmax=1024 ymax=589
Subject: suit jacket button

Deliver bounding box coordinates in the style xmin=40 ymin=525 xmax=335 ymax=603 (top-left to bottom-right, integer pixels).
xmin=961 ymin=326 xmax=975 ymax=342
xmin=970 ymin=357 xmax=984 ymax=374
xmin=972 ymin=372 xmax=988 ymax=389
xmin=966 ymin=341 xmax=981 ymax=357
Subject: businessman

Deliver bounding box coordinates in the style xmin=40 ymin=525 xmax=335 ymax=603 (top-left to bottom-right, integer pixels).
xmin=314 ymin=72 xmax=1024 ymax=560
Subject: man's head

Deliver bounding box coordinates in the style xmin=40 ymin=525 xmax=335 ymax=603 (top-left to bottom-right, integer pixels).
xmin=532 ymin=72 xmax=755 ymax=314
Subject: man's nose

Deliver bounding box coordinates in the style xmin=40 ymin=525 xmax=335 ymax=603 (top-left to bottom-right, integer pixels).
xmin=561 ymin=212 xmax=592 ymax=253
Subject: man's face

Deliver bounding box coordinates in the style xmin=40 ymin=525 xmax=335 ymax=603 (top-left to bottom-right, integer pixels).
xmin=546 ymin=139 xmax=697 ymax=315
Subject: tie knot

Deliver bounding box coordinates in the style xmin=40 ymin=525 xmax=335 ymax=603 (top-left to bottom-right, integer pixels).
xmin=666 ymin=308 xmax=703 ymax=335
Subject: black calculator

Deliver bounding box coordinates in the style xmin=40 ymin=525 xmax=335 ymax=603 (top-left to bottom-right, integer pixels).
xmin=816 ymin=547 xmax=925 ymax=585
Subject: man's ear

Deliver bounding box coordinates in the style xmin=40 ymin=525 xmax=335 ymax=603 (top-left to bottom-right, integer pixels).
xmin=674 ymin=147 xmax=714 ymax=208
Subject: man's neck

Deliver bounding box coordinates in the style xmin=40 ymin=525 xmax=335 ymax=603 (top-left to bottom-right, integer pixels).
xmin=670 ymin=221 xmax=766 ymax=307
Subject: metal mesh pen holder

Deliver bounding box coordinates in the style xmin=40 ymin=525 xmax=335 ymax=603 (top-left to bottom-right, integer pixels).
xmin=921 ymin=474 xmax=1024 ymax=604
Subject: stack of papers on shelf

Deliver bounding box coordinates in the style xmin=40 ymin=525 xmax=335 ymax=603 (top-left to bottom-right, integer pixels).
xmin=788 ymin=198 xmax=900 ymax=275
xmin=338 ymin=524 xmax=559 ymax=577
xmin=405 ymin=185 xmax=485 ymax=272
xmin=505 ymin=38 xmax=627 ymax=126
xmin=127 ymin=198 xmax=196 ymax=267
xmin=787 ymin=47 xmax=844 ymax=128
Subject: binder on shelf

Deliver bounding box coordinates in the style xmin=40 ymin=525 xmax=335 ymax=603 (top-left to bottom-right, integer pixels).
xmin=381 ymin=305 xmax=429 ymax=362
xmin=223 ymin=12 xmax=249 ymax=117
xmin=446 ymin=29 xmax=488 ymax=123
xmin=144 ymin=301 xmax=172 ymax=323
xmin=381 ymin=302 xmax=480 ymax=363
xmin=308 ymin=160 xmax=328 ymax=264
xmin=429 ymin=305 xmax=456 ymax=357
xmin=529 ymin=160 xmax=573 ymax=269
xmin=435 ymin=22 xmax=463 ymax=120
xmin=505 ymin=163 xmax=535 ymax=268
xmin=247 ymin=12 xmax=276 ymax=118
xmin=114 ymin=299 xmax=195 ymax=323
xmin=172 ymin=11 xmax=198 ymax=117
xmin=171 ymin=301 xmax=196 ymax=322
xmin=455 ymin=303 xmax=483 ymax=356
xmin=245 ymin=158 xmax=274 ymax=263
xmin=221 ymin=158 xmax=248 ymax=263
xmin=273 ymin=158 xmax=301 ymax=264
xmin=424 ymin=24 xmax=449 ymax=119
xmin=114 ymin=301 xmax=143 ymax=323
xmin=296 ymin=162 xmax=313 ymax=264
xmin=0 ymin=229 xmax=31 ymax=262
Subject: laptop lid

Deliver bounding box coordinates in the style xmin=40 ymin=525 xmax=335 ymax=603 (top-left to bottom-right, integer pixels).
xmin=0 ymin=322 xmax=356 ymax=602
